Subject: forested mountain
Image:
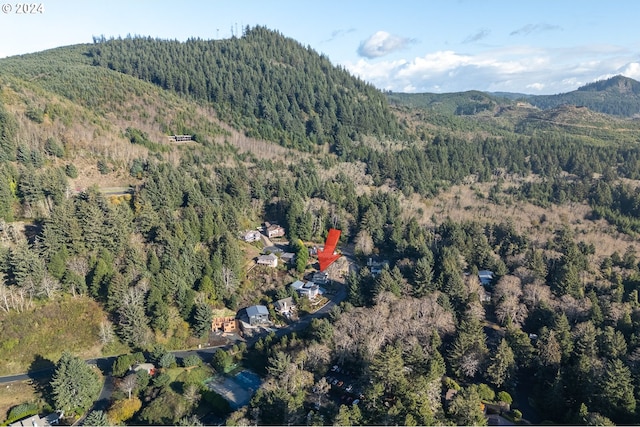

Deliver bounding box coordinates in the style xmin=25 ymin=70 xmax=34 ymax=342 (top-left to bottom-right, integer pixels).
xmin=527 ymin=75 xmax=640 ymax=116
xmin=88 ymin=27 xmax=404 ymax=151
xmin=387 ymin=90 xmax=508 ymax=115
xmin=3 ymin=26 xmax=640 ymax=427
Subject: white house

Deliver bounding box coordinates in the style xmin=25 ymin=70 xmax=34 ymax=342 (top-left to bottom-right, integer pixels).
xmin=291 ymin=280 xmax=320 ymax=299
xmin=242 ymin=230 xmax=261 ymax=242
xmin=257 ymin=253 xmax=278 ymax=268
xmin=266 ymin=224 xmax=285 ymax=238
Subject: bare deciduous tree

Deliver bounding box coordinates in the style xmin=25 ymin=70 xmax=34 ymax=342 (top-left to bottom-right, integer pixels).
xmin=222 ymin=266 xmax=237 ymax=293
xmin=522 ymin=281 xmax=553 ymax=308
xmin=40 ymin=273 xmax=61 ymax=299
xmin=99 ymin=320 xmax=115 ymax=345
xmin=313 ymin=377 xmax=331 ymax=408
xmin=183 ymin=384 xmax=201 ymax=408
xmin=120 ymin=374 xmax=137 ymax=400
xmin=354 ymin=229 xmax=374 ymax=257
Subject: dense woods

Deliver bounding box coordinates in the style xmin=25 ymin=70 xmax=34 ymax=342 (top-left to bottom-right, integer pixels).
xmin=88 ymin=27 xmax=403 ymax=151
xmin=2 ymin=26 xmax=640 ymax=426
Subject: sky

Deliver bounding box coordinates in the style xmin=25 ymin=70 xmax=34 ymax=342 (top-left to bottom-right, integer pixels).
xmin=1 ymin=0 xmax=639 ymax=95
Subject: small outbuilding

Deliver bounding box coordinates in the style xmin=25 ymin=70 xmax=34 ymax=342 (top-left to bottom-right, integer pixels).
xmin=478 ymin=270 xmax=495 ymax=286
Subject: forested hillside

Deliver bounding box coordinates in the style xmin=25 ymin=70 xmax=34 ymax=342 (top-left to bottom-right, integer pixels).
xmin=88 ymin=27 xmax=404 ymax=151
xmin=527 ymin=75 xmax=640 ymax=117
xmin=3 ymin=26 xmax=640 ymax=426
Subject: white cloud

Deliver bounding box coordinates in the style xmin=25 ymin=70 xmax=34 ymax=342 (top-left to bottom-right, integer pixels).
xmin=619 ymin=62 xmax=640 ymax=80
xmin=527 ymin=83 xmax=545 ymax=91
xmin=357 ymin=31 xmax=415 ymax=58
xmin=343 ymin=44 xmax=640 ymax=94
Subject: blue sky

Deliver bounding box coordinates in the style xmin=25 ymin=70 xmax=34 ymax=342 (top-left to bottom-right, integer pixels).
xmin=1 ymin=0 xmax=639 ymax=94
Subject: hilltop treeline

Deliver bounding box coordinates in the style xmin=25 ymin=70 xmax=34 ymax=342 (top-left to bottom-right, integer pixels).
xmin=526 ymin=76 xmax=640 ymax=117
xmin=88 ymin=27 xmax=403 ymax=151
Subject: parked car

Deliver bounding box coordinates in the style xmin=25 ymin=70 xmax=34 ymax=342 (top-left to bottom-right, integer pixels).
xmin=332 ymin=379 xmax=338 ymax=385
xmin=337 ymin=381 xmax=344 ymax=387
xmin=352 ymin=399 xmax=360 ymax=405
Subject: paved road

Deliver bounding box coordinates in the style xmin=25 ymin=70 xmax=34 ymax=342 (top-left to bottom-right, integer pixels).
xmin=0 ymin=261 xmax=351 ymax=426
xmin=0 ymin=279 xmax=348 ymax=379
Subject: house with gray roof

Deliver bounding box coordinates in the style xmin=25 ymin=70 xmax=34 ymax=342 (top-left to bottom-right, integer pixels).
xmin=246 ymin=305 xmax=270 ymax=326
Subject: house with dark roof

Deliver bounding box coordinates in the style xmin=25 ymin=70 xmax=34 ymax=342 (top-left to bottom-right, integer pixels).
xmin=312 ymin=271 xmax=329 ymax=285
xmin=478 ymin=270 xmax=494 ymax=286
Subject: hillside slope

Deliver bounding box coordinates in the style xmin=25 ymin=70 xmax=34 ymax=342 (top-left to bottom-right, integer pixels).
xmin=527 ymin=75 xmax=640 ymax=116
xmin=88 ymin=27 xmax=404 ymax=151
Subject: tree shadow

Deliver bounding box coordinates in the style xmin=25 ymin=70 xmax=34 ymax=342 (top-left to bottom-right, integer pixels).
xmin=27 ymin=355 xmax=56 ymax=406
xmin=23 ymin=220 xmax=44 ymax=245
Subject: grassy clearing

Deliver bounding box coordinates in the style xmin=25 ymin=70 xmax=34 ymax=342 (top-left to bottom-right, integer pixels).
xmin=0 ymin=380 xmax=42 ymax=423
xmin=0 ymin=295 xmax=105 ymax=376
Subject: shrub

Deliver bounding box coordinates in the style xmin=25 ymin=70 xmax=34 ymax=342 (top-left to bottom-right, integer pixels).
xmin=107 ymin=396 xmax=142 ymax=424
xmin=45 ymin=137 xmax=65 ymax=158
xmin=497 ymin=391 xmax=513 ymax=405
xmin=477 ymin=383 xmax=495 ymax=401
xmin=511 ymin=409 xmax=522 ymax=420
xmin=6 ymin=402 xmax=39 ymax=424
xmin=443 ymin=376 xmax=461 ymax=391
xmin=65 ymin=164 xmax=78 ymax=178
xmin=182 ymin=354 xmax=202 ymax=368
xmin=97 ymin=159 xmax=110 ymax=174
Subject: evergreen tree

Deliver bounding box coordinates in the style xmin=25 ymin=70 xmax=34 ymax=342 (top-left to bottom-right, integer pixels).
xmin=596 ymin=358 xmax=636 ymax=422
xmin=193 ymin=303 xmax=213 ymax=338
xmin=412 ymin=252 xmax=434 ymax=297
xmin=486 ymin=339 xmax=516 ymax=389
xmin=50 ymin=351 xmax=101 ymax=415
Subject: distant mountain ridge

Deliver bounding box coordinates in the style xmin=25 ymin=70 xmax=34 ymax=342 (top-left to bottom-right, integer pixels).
xmin=390 ymin=75 xmax=640 ymax=118
xmin=524 ymin=75 xmax=640 ymax=116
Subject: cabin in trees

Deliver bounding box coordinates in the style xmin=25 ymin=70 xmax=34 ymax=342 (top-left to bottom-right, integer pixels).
xmin=246 ymin=305 xmax=270 ymax=326
xmin=265 ymin=222 xmax=285 ymax=238
xmin=257 ymin=253 xmax=278 ymax=268
xmin=478 ymin=270 xmax=495 ymax=286
xmin=367 ymin=258 xmax=390 ymax=277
